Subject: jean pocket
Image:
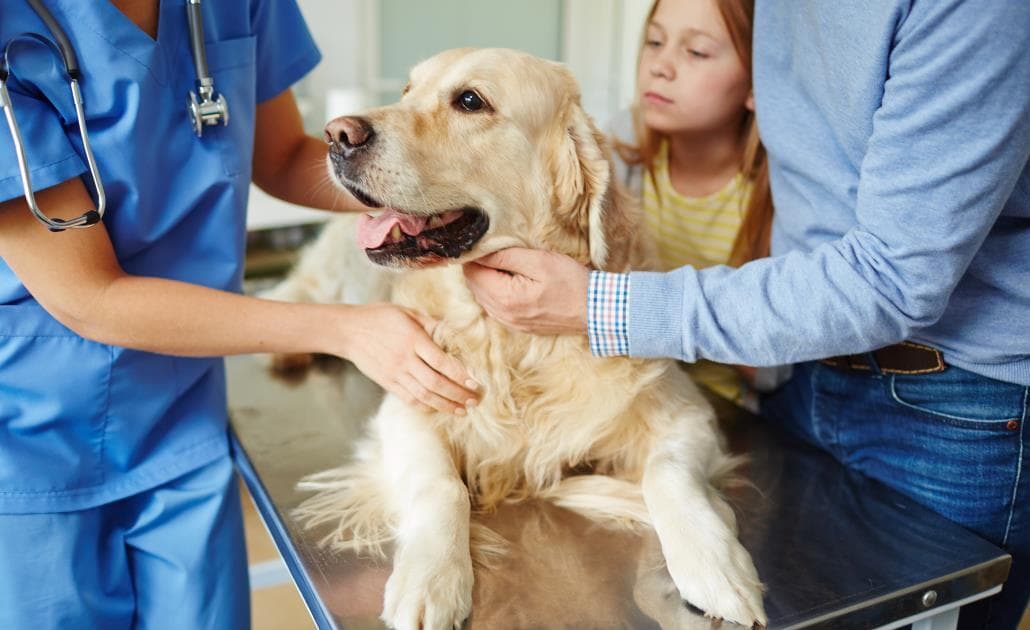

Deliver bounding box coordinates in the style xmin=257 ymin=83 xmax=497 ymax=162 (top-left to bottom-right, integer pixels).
xmin=887 ymin=366 xmax=1025 ymax=429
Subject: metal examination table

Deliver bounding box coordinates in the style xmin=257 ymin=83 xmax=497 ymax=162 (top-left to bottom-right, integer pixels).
xmin=226 ymin=355 xmax=1011 ymax=629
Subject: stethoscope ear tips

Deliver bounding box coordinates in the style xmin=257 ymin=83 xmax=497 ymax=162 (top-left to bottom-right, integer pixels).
xmin=45 ymin=209 xmax=101 ymax=232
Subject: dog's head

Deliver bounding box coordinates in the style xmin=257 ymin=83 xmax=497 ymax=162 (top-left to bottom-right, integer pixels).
xmin=325 ymin=48 xmax=636 ymax=272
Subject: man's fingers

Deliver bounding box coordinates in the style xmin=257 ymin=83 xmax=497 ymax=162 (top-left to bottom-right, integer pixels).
xmin=471 ymin=247 xmax=538 ymax=275
xmin=470 ymin=250 xmax=511 ymax=271
xmin=461 ymin=261 xmax=488 ymax=282
xmin=463 ymin=261 xmax=507 ymax=287
xmin=463 ymin=263 xmax=522 ymax=312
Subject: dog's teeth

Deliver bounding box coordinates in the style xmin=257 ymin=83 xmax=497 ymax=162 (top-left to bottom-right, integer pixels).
xmin=429 ymin=216 xmax=444 ymax=228
xmin=391 ymin=226 xmax=402 ymax=242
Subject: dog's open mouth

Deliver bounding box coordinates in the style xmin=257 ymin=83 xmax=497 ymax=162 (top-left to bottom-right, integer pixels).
xmin=356 ymin=206 xmax=489 ymax=266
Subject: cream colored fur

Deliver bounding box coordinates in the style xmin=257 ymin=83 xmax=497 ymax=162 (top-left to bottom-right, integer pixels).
xmin=280 ymin=48 xmax=766 ymax=629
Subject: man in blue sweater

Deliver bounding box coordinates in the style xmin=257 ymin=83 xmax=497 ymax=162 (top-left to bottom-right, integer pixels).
xmin=463 ymin=1 xmax=1029 ymax=627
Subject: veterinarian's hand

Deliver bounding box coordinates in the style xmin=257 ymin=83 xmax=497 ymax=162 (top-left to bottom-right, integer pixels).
xmin=463 ymin=248 xmax=589 ymax=335
xmin=336 ymin=304 xmax=479 ymax=415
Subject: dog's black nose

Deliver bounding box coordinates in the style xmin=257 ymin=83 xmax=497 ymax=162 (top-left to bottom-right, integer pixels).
xmin=325 ymin=116 xmax=375 ymax=153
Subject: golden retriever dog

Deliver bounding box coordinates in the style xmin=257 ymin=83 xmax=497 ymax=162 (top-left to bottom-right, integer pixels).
xmin=276 ymin=48 xmax=766 ymax=629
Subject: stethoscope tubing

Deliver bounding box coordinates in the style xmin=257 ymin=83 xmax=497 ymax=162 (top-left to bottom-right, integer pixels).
xmin=1 ymin=0 xmax=227 ymax=231
xmin=25 ymin=0 xmax=78 ymax=78
xmin=0 ymin=28 xmax=105 ymax=231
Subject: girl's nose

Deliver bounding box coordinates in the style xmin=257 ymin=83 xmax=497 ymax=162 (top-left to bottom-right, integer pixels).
xmin=649 ymin=58 xmax=674 ymax=80
xmin=648 ymin=47 xmax=675 ymax=80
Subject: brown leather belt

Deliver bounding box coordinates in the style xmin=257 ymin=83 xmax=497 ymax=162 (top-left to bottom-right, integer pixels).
xmin=820 ymin=341 xmax=946 ymax=375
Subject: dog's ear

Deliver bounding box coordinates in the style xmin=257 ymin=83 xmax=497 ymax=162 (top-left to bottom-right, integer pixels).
xmin=550 ymin=102 xmax=637 ymax=272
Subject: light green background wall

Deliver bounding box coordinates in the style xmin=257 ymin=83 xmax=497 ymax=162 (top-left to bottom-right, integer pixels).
xmin=378 ymin=0 xmax=563 ymax=102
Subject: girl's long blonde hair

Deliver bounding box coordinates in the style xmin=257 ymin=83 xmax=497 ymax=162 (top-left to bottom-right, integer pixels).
xmin=616 ymin=0 xmax=772 ymax=266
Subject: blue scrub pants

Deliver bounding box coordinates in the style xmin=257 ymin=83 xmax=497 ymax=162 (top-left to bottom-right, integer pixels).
xmin=0 ymin=456 xmax=250 ymax=629
xmin=763 ymin=361 xmax=1029 ymax=630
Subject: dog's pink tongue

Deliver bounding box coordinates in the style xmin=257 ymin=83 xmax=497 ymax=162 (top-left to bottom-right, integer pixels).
xmin=356 ymin=210 xmax=429 ymax=249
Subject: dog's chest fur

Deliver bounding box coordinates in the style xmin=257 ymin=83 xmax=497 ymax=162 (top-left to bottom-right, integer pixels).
xmin=390 ymin=266 xmax=670 ymax=509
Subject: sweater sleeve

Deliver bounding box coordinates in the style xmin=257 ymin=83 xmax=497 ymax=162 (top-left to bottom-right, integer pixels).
xmin=627 ymin=0 xmax=1030 ymax=365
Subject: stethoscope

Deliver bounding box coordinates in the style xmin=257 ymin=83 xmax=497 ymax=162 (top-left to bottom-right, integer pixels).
xmin=0 ymin=0 xmax=229 ymax=231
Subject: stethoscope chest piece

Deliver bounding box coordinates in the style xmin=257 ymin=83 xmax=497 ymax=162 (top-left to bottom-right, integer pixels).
xmin=185 ymin=0 xmax=228 ymax=137
xmin=187 ymin=83 xmax=229 ymax=137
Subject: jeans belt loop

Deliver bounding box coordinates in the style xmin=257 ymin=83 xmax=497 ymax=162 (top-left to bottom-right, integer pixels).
xmin=866 ymin=351 xmax=883 ymax=376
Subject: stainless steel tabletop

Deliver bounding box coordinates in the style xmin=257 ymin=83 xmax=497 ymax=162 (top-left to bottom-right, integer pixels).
xmin=226 ymin=355 xmax=1010 ymax=629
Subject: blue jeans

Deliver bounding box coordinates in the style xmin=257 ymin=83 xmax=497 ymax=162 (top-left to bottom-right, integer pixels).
xmin=762 ymin=361 xmax=1028 ymax=630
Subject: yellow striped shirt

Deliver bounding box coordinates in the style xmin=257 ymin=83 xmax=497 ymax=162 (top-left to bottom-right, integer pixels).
xmin=642 ymin=142 xmax=752 ymax=403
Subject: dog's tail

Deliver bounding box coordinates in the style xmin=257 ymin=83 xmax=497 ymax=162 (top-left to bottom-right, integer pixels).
xmin=539 ymin=475 xmax=652 ymax=530
xmin=539 ymin=453 xmax=751 ymax=531
xmin=293 ymin=462 xmax=510 ymax=568
xmin=293 ymin=461 xmax=394 ymax=560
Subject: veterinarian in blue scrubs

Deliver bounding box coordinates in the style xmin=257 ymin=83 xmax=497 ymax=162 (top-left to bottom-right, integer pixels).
xmin=0 ymin=1 xmax=478 ymax=627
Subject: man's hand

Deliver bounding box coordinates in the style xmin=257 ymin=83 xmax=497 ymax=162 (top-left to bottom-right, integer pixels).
xmin=462 ymin=248 xmax=590 ymax=336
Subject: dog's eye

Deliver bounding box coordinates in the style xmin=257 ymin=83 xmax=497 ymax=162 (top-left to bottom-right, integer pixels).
xmin=402 ymin=82 xmax=412 ymax=96
xmin=456 ymin=90 xmax=487 ymax=113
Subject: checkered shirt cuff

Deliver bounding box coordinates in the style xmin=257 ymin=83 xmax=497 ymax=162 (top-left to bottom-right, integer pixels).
xmin=587 ymin=271 xmax=631 ymax=357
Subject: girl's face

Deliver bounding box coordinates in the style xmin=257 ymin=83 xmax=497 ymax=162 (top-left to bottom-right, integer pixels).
xmin=636 ymin=0 xmax=753 ymax=136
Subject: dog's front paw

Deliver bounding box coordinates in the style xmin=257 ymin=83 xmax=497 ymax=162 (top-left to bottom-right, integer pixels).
xmin=666 ymin=538 xmax=766 ymax=629
xmin=381 ymin=547 xmax=474 ymax=630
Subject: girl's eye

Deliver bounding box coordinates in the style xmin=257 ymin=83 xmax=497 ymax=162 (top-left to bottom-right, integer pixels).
xmin=645 ymin=39 xmax=662 ymax=48
xmin=456 ymin=90 xmax=487 ymax=112
xmin=688 ymin=49 xmax=710 ymax=59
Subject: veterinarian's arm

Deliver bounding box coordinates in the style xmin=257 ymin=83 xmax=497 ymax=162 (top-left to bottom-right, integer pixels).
xmin=252 ymin=89 xmax=371 ymax=213
xmin=0 ymin=180 xmax=478 ymax=413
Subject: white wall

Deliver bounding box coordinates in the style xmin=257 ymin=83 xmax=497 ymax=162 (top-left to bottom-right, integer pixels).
xmin=561 ymin=0 xmax=620 ymax=125
xmin=293 ymin=0 xmax=373 ymax=131
xmin=562 ymin=0 xmax=653 ymax=127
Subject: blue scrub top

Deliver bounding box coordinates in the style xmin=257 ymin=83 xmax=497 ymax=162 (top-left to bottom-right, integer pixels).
xmin=0 ymin=0 xmax=321 ymax=513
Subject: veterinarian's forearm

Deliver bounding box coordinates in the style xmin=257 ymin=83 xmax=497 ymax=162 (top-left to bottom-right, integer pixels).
xmin=262 ymin=136 xmax=368 ymax=212
xmin=74 ymin=276 xmax=341 ymax=357
xmin=251 ymin=90 xmax=368 ymax=213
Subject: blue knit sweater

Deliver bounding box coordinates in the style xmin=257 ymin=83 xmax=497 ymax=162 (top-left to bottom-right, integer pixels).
xmin=626 ymin=0 xmax=1030 ymax=386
